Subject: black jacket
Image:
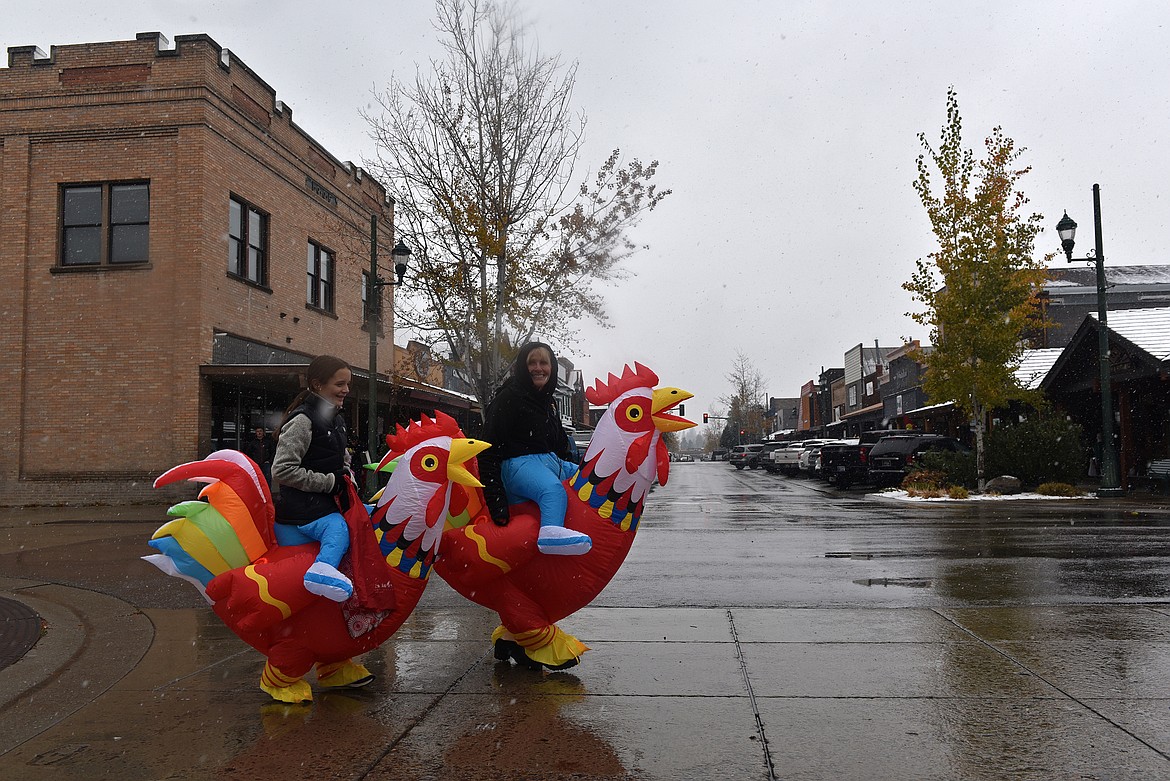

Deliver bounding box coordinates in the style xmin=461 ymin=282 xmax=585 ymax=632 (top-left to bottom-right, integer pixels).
xmin=479 ymin=342 xmax=570 ymax=522
xmin=242 ymin=434 xmax=273 ymax=465
xmin=274 ymin=398 xmax=348 ymax=523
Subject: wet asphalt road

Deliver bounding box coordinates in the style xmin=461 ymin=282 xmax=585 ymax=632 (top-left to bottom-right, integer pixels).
xmin=2 ymin=463 xmax=1170 ymax=779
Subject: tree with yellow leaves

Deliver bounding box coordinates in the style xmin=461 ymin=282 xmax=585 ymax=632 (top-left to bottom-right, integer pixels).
xmin=905 ymin=89 xmax=1050 ymax=490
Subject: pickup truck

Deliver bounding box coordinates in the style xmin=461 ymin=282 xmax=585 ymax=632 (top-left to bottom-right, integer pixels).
xmin=771 ymin=440 xmax=832 ymax=477
xmin=819 ymin=431 xmax=888 ymax=488
xmin=759 ymin=441 xmax=787 ymax=473
xmin=819 ymin=430 xmax=889 ymax=484
xmin=819 ymin=432 xmax=875 ymax=488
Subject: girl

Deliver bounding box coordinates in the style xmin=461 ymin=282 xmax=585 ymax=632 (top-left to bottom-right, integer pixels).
xmin=479 ymin=342 xmax=591 ymax=555
xmin=271 ymin=355 xmax=354 ymax=601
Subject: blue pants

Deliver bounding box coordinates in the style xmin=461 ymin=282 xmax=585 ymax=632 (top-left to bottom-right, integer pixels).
xmin=502 ymin=453 xmax=578 ymax=528
xmin=274 ymin=513 xmax=350 ymax=569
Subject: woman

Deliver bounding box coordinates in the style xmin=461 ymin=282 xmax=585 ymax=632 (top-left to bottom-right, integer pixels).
xmin=271 ymin=355 xmax=355 ymax=601
xmin=480 ymin=342 xmax=591 ymax=556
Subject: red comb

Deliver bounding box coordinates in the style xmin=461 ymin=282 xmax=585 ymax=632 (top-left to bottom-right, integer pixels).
xmin=586 ymin=362 xmax=659 ymax=405
xmin=385 ymin=410 xmax=463 ymax=457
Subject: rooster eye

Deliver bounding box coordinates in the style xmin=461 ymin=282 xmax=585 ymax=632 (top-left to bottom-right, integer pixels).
xmin=625 ymin=404 xmax=644 ymax=422
xmin=421 ymin=454 xmax=439 ymax=472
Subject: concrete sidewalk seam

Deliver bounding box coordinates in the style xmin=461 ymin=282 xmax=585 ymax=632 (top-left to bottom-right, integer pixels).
xmin=727 ymin=609 xmax=777 ymax=781
xmin=931 ymin=606 xmax=1170 ymax=764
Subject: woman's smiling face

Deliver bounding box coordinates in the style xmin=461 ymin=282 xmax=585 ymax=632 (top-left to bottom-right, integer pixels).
xmin=526 ymin=348 xmax=553 ymax=390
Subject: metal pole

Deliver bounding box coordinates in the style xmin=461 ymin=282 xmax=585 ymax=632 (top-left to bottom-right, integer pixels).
xmin=368 ymin=214 xmax=379 ymax=466
xmin=1093 ymin=184 xmax=1122 ymax=495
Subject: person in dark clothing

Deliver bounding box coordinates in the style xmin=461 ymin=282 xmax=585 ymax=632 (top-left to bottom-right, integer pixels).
xmin=479 ymin=342 xmax=591 ymax=556
xmin=271 ymin=355 xmax=354 ymax=602
xmin=242 ymin=426 xmax=274 ymax=484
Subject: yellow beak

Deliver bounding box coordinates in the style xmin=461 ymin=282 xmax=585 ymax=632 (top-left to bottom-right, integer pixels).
xmin=447 ymin=438 xmax=490 ymax=488
xmin=651 ymin=387 xmax=696 ymax=433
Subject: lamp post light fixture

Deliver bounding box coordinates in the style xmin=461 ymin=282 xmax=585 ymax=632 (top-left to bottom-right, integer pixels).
xmin=366 ymin=214 xmax=412 ymax=470
xmin=1057 ymin=184 xmax=1122 ymax=496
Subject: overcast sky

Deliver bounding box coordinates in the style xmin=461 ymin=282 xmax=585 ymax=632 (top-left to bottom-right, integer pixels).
xmin=7 ymin=1 xmax=1169 ymax=420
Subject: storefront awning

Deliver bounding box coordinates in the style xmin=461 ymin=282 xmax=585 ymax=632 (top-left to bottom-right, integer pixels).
xmin=841 ymin=402 xmax=884 ymax=420
xmin=202 ymin=364 xmax=481 ymax=414
xmin=393 ymin=375 xmax=481 ymax=412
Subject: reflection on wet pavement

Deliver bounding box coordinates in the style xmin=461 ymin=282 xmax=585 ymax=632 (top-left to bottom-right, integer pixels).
xmin=3 ymin=465 xmax=1170 ymax=778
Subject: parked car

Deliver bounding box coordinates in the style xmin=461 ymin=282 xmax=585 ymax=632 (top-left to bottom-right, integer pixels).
xmin=798 ymin=439 xmax=842 ymax=475
xmin=820 ymin=430 xmax=889 ymax=488
xmin=729 ymin=444 xmax=765 ymax=470
xmin=677 ymin=454 xmax=694 ymax=462
xmin=769 ymin=442 xmax=809 ymax=476
xmin=800 ymin=439 xmax=852 ymax=476
xmin=774 ymin=439 xmax=833 ymax=477
xmin=867 ymin=433 xmax=969 ymax=487
xmin=759 ymin=441 xmax=788 ymax=473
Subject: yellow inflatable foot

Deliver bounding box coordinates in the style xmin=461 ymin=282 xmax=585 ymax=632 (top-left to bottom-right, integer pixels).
xmin=260 ymin=661 xmax=313 ymax=703
xmin=492 ymin=624 xmax=589 ymax=670
xmin=316 ymin=659 xmax=375 ymax=689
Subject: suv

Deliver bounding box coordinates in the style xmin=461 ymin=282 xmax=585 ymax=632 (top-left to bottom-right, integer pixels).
xmin=867 ymin=434 xmax=968 ymax=487
xmin=729 ymin=444 xmax=764 ymax=470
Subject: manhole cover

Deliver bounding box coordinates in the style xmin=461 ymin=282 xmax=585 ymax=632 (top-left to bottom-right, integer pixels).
xmin=0 ymin=596 xmax=43 ymax=670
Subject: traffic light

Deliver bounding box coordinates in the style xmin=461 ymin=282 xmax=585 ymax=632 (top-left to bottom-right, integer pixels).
xmin=740 ymin=429 xmax=746 ymax=436
xmin=678 ymin=404 xmax=685 ymax=417
xmin=703 ymin=413 xmax=709 ymax=424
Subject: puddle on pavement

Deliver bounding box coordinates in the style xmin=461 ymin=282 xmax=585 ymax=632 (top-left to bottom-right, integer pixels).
xmin=853 ymin=577 xmax=933 ymax=589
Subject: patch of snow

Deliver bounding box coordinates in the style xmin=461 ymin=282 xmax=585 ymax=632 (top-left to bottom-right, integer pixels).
xmin=869 ymin=489 xmax=1097 ymax=502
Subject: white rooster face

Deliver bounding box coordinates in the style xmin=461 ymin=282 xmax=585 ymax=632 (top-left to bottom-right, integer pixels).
xmin=574 ymin=382 xmax=693 ymax=531
xmin=373 ymin=435 xmax=489 ymax=579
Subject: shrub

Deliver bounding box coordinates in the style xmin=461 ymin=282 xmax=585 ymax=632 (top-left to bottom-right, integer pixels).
xmin=902 ymin=468 xmax=969 ymax=499
xmin=906 ymin=487 xmax=944 ymax=498
xmin=986 ymin=417 xmax=1085 ymax=486
xmin=903 ymin=468 xmax=947 ymax=493
xmin=1037 ymin=481 xmax=1084 ymax=497
xmin=919 ymin=450 xmax=977 ymax=488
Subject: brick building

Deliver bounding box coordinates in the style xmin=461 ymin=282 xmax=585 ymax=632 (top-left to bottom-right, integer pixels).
xmin=1 ymin=33 xmax=410 ymax=505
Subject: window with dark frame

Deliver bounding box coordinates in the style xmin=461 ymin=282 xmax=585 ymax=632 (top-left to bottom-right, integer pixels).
xmin=228 ymin=195 xmax=268 ymax=286
xmin=60 ymin=182 xmax=150 ymax=266
xmin=306 ymin=240 xmax=335 ymax=313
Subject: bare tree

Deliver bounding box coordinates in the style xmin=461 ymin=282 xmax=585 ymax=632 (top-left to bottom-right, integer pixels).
xmin=363 ymin=0 xmax=669 ymax=407
xmin=719 ymin=352 xmax=768 ymax=445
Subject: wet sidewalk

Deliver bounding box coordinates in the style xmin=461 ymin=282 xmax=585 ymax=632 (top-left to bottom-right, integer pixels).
xmin=4 ymin=591 xmax=1170 ymax=779
xmin=2 ymin=498 xmax=1170 ymax=779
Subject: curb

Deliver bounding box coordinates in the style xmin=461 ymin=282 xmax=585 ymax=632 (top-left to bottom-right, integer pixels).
xmin=0 ymin=581 xmax=154 ymax=756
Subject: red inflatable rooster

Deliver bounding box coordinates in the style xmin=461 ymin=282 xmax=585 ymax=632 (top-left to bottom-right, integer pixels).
xmin=436 ymin=362 xmax=694 ymax=669
xmin=146 ymin=413 xmax=488 ymax=703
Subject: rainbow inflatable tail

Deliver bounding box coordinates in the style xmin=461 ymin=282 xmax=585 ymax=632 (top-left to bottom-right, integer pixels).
xmin=145 ymin=450 xmax=277 ymax=600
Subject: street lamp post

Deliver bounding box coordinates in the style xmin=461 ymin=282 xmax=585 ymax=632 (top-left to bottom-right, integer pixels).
xmin=1056 ymin=184 xmax=1122 ymax=496
xmin=366 ymin=214 xmax=411 ymax=470
xmin=818 ymin=369 xmax=830 ymax=436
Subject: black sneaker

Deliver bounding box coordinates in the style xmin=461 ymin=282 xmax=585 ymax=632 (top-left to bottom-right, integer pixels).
xmin=493 ymin=639 xmax=542 ymax=670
